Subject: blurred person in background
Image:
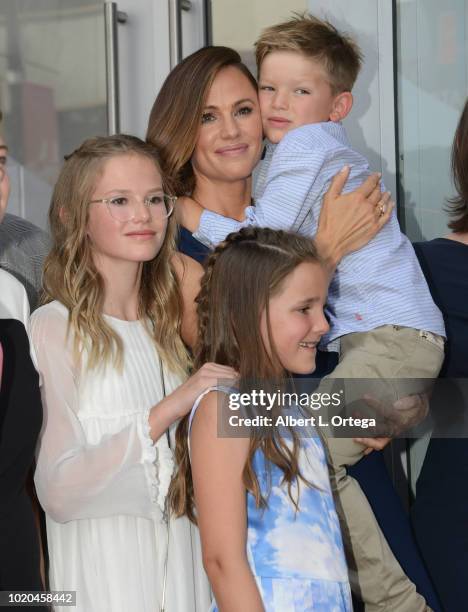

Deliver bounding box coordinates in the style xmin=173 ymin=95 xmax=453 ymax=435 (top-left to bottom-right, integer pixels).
xmin=0 ymin=267 xmax=46 ymax=611
xmin=411 ymin=98 xmax=468 ymax=612
xmin=0 ymin=110 xmax=50 ymax=310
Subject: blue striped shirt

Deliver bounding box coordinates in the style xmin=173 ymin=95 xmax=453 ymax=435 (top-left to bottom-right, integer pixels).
xmin=193 ymin=122 xmax=445 ymax=345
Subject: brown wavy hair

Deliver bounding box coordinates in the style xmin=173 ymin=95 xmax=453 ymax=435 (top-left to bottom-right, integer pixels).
xmin=42 ymin=134 xmax=190 ymax=375
xmin=169 ymin=227 xmax=325 ymax=523
xmin=146 ymin=46 xmax=257 ymax=196
xmin=447 ymin=98 xmax=468 ymax=233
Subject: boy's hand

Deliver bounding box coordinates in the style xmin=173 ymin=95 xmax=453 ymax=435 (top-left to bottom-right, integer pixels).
xmin=314 ymin=166 xmax=394 ymax=272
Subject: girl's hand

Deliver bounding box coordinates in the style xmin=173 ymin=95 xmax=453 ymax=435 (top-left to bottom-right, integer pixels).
xmin=314 ymin=166 xmax=394 ymax=272
xmin=171 ymin=362 xmax=238 ymax=419
xmin=148 ymin=363 xmax=238 ymax=441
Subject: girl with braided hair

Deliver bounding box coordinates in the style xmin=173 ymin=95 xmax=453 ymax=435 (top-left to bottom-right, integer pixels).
xmin=170 ymin=226 xmax=352 ymax=611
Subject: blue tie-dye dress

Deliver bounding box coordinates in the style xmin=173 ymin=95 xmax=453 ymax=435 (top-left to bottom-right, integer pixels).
xmin=189 ymin=389 xmax=352 ymax=611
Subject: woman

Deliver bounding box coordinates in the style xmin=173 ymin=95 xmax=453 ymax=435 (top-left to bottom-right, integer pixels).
xmin=31 ymin=134 xmax=236 ymax=612
xmin=0 ymin=268 xmax=45 ymax=611
xmin=146 ymin=46 xmax=439 ymax=610
xmin=411 ymin=99 xmax=468 ymax=611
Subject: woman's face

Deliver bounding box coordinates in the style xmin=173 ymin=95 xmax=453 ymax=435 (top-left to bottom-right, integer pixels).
xmin=191 ymin=66 xmax=263 ymax=185
xmin=86 ymin=153 xmax=169 ymax=270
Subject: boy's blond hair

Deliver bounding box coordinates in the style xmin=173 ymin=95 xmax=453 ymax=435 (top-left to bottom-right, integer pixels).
xmin=255 ymin=13 xmax=363 ymax=94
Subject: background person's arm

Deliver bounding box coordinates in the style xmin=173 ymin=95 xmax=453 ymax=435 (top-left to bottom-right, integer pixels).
xmin=191 ymin=391 xmax=265 ymax=612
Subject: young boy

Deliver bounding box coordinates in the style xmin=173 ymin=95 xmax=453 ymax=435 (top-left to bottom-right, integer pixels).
xmin=181 ymin=15 xmax=443 ymax=611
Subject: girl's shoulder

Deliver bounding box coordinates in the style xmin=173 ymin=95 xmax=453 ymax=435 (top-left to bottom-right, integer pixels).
xmin=30 ymin=301 xmax=69 ymax=345
xmin=188 ymin=386 xmax=230 ymax=434
xmin=31 ymin=300 xmax=68 ymax=321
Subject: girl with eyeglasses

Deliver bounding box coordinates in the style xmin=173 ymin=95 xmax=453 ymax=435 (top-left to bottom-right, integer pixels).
xmin=31 ymin=134 xmax=236 ymax=612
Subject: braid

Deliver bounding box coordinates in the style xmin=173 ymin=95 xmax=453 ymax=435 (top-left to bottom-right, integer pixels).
xmin=195 ymin=227 xmax=263 ymax=366
xmin=194 ymin=251 xmax=219 ymax=366
xmin=171 ymin=226 xmax=325 ymax=521
xmin=195 ymin=227 xmax=319 ymax=366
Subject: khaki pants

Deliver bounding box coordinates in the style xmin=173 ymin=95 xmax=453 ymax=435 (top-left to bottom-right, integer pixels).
xmin=321 ymin=325 xmax=444 ymax=612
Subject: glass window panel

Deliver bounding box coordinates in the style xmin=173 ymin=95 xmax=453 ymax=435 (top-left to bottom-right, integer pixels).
xmin=211 ymin=1 xmax=308 ymax=71
xmin=0 ymin=1 xmax=107 ymax=229
xmin=396 ymin=0 xmax=468 ymax=241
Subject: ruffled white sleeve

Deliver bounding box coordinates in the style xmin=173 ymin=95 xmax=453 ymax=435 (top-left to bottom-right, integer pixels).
xmin=31 ymin=304 xmax=173 ymax=523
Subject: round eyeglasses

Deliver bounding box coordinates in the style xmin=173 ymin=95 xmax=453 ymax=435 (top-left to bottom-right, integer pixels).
xmin=89 ymin=193 xmax=176 ymax=222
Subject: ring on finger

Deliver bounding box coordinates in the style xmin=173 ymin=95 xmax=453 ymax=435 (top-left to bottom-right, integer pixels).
xmin=378 ymin=203 xmax=386 ymax=216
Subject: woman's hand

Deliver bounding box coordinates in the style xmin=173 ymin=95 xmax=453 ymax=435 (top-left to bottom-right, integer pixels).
xmin=314 ymin=166 xmax=394 ymax=272
xmin=354 ymin=392 xmax=429 ymax=455
xmin=148 ymin=363 xmax=238 ymax=441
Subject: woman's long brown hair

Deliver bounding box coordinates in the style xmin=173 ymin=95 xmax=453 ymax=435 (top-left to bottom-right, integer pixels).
xmin=169 ymin=227 xmax=325 ymax=523
xmin=447 ymin=98 xmax=468 ymax=233
xmin=146 ymin=46 xmax=258 ymax=196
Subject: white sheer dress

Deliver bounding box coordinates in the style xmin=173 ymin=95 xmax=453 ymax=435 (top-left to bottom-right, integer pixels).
xmin=30 ymin=301 xmax=210 ymax=612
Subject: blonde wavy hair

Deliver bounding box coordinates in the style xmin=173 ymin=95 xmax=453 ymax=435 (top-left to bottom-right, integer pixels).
xmin=43 ymin=134 xmax=190 ymax=375
xmin=170 ymin=227 xmax=325 ymax=523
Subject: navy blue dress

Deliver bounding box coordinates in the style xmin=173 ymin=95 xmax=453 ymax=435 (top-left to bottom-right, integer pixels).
xmin=178 ymin=227 xmax=210 ymax=265
xmin=412 ymin=238 xmax=468 ymax=611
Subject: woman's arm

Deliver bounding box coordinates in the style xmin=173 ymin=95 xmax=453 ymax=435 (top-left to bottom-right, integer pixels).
xmin=171 ymin=252 xmax=203 ymax=349
xmin=191 ymin=392 xmax=264 ymax=612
